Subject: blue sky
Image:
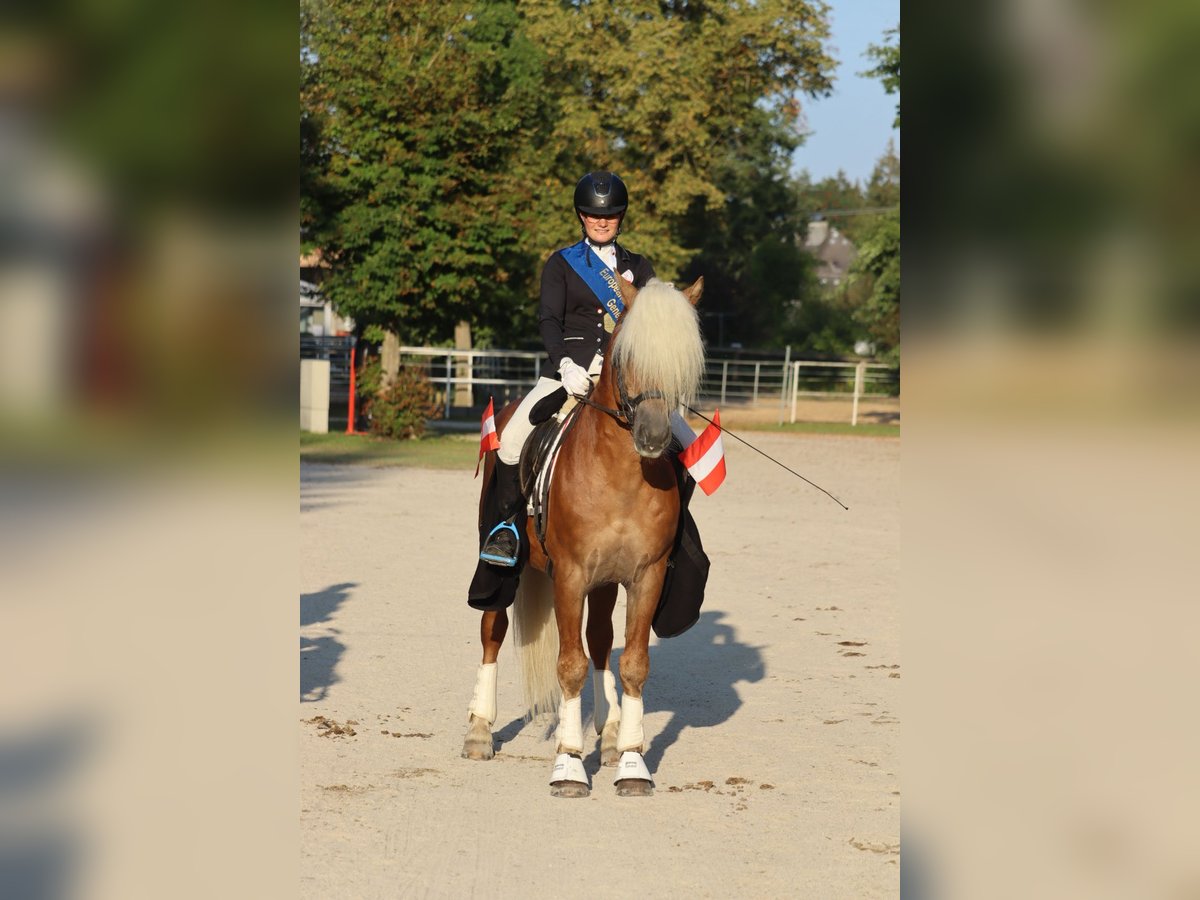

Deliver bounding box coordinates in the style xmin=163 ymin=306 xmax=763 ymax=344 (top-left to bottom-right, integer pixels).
xmin=791 ymin=0 xmax=899 ymax=186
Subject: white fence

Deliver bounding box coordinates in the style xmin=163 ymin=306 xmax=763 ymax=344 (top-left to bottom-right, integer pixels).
xmin=392 ymin=347 xmax=898 ymax=426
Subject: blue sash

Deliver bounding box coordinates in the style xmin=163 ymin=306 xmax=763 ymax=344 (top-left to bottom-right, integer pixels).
xmin=559 ymin=240 xmax=625 ymax=326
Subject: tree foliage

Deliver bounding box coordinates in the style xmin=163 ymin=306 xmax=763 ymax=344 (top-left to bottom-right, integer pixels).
xmin=864 ymin=27 xmax=900 ymax=128
xmin=850 ymin=29 xmax=901 ymax=363
xmin=301 ymin=0 xmax=554 ymax=345
xmin=301 ymin=0 xmax=836 ymax=347
xmin=851 ymin=208 xmax=900 ymax=363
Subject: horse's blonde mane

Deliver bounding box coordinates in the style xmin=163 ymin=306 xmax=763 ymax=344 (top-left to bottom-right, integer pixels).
xmin=612 ymin=279 xmax=705 ymax=409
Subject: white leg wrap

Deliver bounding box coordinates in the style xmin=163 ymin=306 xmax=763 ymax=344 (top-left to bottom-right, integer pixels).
xmin=468 ymin=663 xmax=497 ymax=725
xmin=617 ymin=695 xmax=645 ymax=752
xmin=556 ymin=695 xmax=584 ymax=754
xmin=593 ymin=669 xmax=620 ymax=733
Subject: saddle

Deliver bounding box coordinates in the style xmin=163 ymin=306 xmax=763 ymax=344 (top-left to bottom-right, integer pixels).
xmin=468 ymin=390 xmax=711 ymax=637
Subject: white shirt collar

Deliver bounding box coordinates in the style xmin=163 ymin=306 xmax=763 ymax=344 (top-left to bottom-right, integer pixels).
xmin=586 ymin=238 xmax=618 ymax=270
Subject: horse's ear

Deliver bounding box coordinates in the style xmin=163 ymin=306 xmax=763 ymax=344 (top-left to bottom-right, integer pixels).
xmin=681 ymin=276 xmax=704 ymax=306
xmin=618 ymin=275 xmax=638 ymax=309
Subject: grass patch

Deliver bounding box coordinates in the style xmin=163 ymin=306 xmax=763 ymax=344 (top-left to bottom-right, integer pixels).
xmin=754 ymin=421 xmax=900 ymax=438
xmin=300 ymin=431 xmax=479 ymax=469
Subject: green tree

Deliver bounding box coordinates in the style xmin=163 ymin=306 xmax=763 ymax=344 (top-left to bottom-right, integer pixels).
xmin=301 ymin=0 xmax=554 ymax=346
xmin=864 ymin=28 xmax=900 ymax=128
xmin=519 ymin=0 xmax=834 ymax=282
xmin=850 ymin=209 xmax=900 ymax=363
xmin=865 ymin=139 xmax=900 ymax=209
xmin=847 ymin=28 xmax=900 ymax=364
xmin=302 ymin=0 xmax=836 ymax=350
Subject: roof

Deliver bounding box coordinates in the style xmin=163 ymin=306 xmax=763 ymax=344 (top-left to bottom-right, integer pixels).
xmin=803 ymin=220 xmax=857 ymax=286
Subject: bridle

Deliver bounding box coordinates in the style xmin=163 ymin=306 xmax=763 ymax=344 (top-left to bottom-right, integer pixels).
xmin=573 ymin=350 xmax=665 ymax=428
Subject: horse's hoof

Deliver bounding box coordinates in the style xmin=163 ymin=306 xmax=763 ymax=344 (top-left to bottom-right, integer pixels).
xmin=615 ymin=778 xmax=654 ymax=797
xmin=550 ymin=780 xmax=591 ymax=798
xmin=614 ymin=750 xmax=653 ymax=795
xmin=461 ymin=715 xmax=494 ymax=760
xmin=549 ymin=752 xmax=589 ymax=797
xmin=461 ymin=741 xmax=494 ymax=761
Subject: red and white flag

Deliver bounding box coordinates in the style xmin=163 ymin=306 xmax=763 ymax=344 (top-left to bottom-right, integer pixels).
xmin=475 ymin=397 xmax=500 ymax=477
xmin=678 ymin=409 xmax=727 ymax=495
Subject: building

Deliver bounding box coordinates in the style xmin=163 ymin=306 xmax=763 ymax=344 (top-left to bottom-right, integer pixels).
xmin=300 ymin=249 xmax=354 ymax=336
xmin=803 ymin=218 xmax=857 ymax=288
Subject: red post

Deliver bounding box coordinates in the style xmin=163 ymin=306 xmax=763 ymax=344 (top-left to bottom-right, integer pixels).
xmin=345 ymin=345 xmax=357 ymax=435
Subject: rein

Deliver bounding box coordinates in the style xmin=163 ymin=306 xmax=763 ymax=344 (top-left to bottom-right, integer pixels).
xmin=573 ymin=394 xmax=630 ymax=427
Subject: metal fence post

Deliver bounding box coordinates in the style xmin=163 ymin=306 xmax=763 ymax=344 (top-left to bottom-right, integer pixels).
xmin=720 ymin=360 xmax=728 ymax=406
xmin=752 ymin=362 xmax=761 ymax=404
xmin=790 ymin=361 xmax=800 ymax=423
xmin=851 ymin=361 xmax=864 ymax=426
xmin=778 ymin=345 xmax=791 ymax=424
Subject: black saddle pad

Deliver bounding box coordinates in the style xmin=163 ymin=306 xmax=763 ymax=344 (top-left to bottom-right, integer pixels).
xmin=652 ymin=463 xmax=711 ymax=638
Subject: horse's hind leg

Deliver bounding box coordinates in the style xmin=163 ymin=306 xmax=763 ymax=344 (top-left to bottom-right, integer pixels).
xmin=550 ymin=571 xmax=590 ymax=798
xmin=462 ymin=610 xmax=508 ymax=760
xmin=585 ymin=583 xmax=621 ymax=766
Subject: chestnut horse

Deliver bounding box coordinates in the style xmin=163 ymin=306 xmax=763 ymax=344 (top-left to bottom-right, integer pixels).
xmin=463 ymin=276 xmax=704 ymax=797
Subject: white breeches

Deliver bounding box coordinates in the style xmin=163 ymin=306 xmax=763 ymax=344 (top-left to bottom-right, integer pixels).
xmin=497 ymin=376 xmax=567 ymax=465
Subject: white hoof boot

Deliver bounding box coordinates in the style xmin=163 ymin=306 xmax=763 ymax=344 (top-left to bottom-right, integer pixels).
xmin=550 ymin=753 xmax=590 ymax=798
xmin=614 ymin=751 xmax=654 ymax=797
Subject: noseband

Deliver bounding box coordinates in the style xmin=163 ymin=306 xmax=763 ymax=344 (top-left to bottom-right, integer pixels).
xmin=575 ymin=352 xmax=665 ymax=428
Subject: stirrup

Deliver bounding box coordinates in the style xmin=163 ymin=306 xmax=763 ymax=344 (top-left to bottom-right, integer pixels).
xmin=479 ymin=520 xmax=520 ymax=567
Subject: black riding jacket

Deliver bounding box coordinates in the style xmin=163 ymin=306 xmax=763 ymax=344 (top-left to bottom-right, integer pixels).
xmin=538 ymin=241 xmax=655 ymax=378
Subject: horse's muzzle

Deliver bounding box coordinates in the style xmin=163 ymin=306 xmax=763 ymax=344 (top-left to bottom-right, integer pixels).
xmin=632 ymin=412 xmax=672 ymax=458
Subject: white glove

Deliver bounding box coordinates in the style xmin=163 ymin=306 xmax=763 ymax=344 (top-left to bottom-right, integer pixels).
xmin=558 ymin=358 xmax=592 ymax=395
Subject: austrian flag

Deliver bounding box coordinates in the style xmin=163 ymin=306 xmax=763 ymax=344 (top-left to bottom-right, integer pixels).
xmin=475 ymin=397 xmax=500 ymax=477
xmin=679 ymin=409 xmax=727 ymax=495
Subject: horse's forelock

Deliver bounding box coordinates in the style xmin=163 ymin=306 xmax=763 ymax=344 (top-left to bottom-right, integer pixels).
xmin=613 ymin=279 xmax=705 ymax=408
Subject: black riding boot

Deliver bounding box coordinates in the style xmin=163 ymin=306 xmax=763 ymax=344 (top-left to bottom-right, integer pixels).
xmin=479 ymin=461 xmax=524 ymax=567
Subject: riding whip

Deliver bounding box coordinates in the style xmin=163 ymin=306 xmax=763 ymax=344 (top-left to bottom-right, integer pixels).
xmin=685 ymin=407 xmax=849 ymax=510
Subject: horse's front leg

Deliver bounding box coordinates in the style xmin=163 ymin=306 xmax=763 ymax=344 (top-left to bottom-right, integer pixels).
xmin=615 ymin=563 xmax=668 ymax=797
xmin=585 ymin=583 xmax=621 ymax=766
xmin=550 ymin=569 xmax=590 ymax=798
xmin=462 ymin=609 xmax=508 ymax=760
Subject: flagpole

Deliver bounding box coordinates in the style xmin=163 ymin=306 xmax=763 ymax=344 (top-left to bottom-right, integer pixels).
xmin=685 ymin=407 xmax=849 ymax=511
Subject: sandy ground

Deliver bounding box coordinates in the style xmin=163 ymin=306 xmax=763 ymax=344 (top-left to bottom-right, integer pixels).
xmin=300 ymin=431 xmax=899 ymax=898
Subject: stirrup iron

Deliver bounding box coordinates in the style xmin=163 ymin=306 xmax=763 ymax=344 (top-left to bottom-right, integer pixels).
xmin=479 ymin=519 xmax=520 ymax=567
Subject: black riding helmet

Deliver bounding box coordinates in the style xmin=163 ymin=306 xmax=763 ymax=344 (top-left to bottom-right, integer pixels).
xmin=574 ymin=171 xmax=628 ymax=217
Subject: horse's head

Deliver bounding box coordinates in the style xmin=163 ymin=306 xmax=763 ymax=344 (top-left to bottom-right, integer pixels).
xmin=609 ymin=276 xmax=705 ymax=458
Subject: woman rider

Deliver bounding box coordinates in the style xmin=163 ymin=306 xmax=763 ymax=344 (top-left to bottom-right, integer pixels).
xmin=479 ymin=171 xmax=690 ymax=566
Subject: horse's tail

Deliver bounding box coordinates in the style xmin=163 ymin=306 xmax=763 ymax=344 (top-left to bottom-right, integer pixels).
xmin=512 ymin=567 xmax=560 ymax=721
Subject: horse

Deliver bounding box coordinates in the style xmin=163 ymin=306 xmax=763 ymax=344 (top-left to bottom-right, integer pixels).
xmin=462 ymin=275 xmax=705 ymax=797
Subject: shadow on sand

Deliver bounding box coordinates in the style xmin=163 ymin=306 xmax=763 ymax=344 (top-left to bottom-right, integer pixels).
xmin=301 ymin=582 xmax=356 ymax=702
xmin=486 ymin=610 xmax=765 ymax=772
xmin=572 ymin=610 xmax=764 ymax=773
xmin=641 ymin=610 xmax=765 ymax=771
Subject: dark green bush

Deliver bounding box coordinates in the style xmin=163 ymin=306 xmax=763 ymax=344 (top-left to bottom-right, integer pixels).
xmin=363 ymin=361 xmax=441 ymax=439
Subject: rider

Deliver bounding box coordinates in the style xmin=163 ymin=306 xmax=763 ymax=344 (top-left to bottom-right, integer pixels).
xmin=480 ymin=171 xmax=661 ymax=566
